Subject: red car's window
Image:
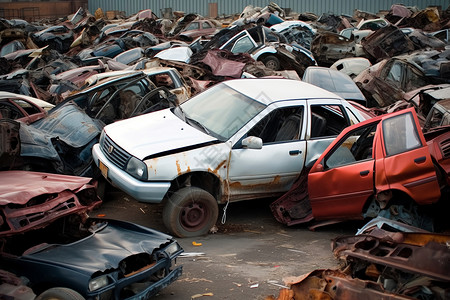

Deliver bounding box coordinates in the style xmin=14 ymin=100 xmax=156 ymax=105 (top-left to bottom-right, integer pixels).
xmin=382 ymin=112 xmax=422 ymax=156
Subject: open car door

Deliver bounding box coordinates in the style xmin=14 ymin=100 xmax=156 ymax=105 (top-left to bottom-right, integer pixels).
xmin=374 ymin=107 xmax=441 ymax=205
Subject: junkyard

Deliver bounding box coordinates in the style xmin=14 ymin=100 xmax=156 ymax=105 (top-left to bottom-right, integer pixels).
xmin=0 ymin=0 xmax=449 ymax=299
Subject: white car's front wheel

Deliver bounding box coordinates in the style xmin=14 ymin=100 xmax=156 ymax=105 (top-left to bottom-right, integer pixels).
xmin=163 ymin=187 xmax=219 ymax=238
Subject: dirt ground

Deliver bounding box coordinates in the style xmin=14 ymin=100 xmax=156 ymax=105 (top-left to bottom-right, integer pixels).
xmin=93 ymin=188 xmax=364 ymax=299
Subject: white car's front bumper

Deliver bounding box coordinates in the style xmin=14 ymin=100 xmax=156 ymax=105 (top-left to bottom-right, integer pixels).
xmin=92 ymin=144 xmax=170 ymax=203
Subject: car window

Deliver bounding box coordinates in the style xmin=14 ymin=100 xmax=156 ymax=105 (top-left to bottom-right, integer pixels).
xmin=247 ymin=106 xmax=304 ymax=144
xmin=202 ymin=22 xmax=212 ymax=29
xmin=180 ymin=84 xmax=266 ymax=140
xmin=221 ymin=32 xmax=245 ymax=51
xmin=231 ymin=36 xmax=254 ymax=54
xmin=443 ymin=114 xmax=450 ymax=126
xmin=13 ymin=99 xmax=41 ymax=115
xmin=185 ymin=22 xmax=199 ymax=31
xmin=0 ymin=101 xmax=24 ymax=119
xmin=90 ymin=80 xmax=152 ymax=123
xmin=310 ymin=105 xmax=350 ymax=138
xmin=325 ymin=122 xmax=377 ymax=169
xmin=386 ymin=61 xmax=402 ymax=88
xmin=405 ymin=66 xmax=428 ymax=92
xmin=428 ymin=108 xmax=444 ymax=129
xmin=382 ymin=112 xmax=422 ymax=156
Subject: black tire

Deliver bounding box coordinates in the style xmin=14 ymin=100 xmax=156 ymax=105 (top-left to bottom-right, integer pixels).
xmin=36 ymin=287 xmax=85 ymax=300
xmin=261 ymin=55 xmax=280 ymax=70
xmin=163 ymin=187 xmax=219 ymax=238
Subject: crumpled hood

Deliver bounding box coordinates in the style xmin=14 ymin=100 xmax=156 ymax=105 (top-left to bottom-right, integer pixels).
xmin=104 ymin=108 xmax=217 ymax=160
xmin=26 ymin=220 xmax=175 ymax=274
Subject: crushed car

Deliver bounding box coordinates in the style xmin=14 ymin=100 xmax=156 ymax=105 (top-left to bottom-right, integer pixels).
xmin=92 ymin=78 xmax=366 ymax=237
xmin=268 ymin=223 xmax=450 ymax=300
xmin=0 ymin=170 xmax=183 ymax=299
xmin=271 ymin=107 xmax=450 ymax=231
xmin=354 ymin=57 xmax=430 ymax=107
xmin=0 ymin=102 xmax=103 ymax=177
xmin=57 ymin=71 xmax=178 ymax=125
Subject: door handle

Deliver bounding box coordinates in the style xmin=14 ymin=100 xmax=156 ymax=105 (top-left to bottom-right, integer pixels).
xmin=289 ymin=150 xmax=302 ymax=156
xmin=414 ymin=156 xmax=426 ymax=164
xmin=360 ymin=170 xmax=370 ymax=176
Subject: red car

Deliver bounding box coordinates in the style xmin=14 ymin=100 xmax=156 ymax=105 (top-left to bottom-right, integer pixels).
xmin=272 ymin=107 xmax=449 ymax=230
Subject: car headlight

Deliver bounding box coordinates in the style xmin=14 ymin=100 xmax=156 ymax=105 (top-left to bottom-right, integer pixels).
xmin=89 ymin=275 xmax=109 ymax=292
xmin=126 ymin=157 xmax=148 ymax=180
xmin=165 ymin=242 xmax=182 ymax=257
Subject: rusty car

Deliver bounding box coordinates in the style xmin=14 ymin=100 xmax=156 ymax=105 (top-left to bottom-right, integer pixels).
xmin=0 ymin=91 xmax=54 ymax=124
xmin=269 ymin=223 xmax=450 ymax=299
xmin=57 ymin=71 xmax=178 ymax=125
xmin=354 ymin=57 xmax=430 ymax=107
xmin=0 ymin=170 xmax=183 ymax=300
xmin=272 ymin=107 xmax=450 ymax=231
xmin=92 ymin=78 xmax=366 ymax=237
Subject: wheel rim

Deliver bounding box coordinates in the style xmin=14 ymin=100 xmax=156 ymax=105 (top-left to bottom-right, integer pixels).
xmin=265 ymin=60 xmax=278 ymax=70
xmin=180 ymin=201 xmax=209 ymax=231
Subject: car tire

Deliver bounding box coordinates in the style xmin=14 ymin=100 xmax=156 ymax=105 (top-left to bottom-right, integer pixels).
xmin=261 ymin=55 xmax=280 ymax=70
xmin=163 ymin=187 xmax=218 ymax=238
xmin=36 ymin=287 xmax=85 ymax=300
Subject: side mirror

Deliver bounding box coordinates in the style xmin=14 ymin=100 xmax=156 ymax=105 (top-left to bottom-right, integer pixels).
xmin=242 ymin=136 xmax=263 ymax=149
xmin=315 ymin=163 xmax=324 ymax=172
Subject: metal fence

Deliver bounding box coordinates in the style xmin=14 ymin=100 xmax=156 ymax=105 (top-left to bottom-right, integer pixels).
xmin=88 ymin=0 xmax=450 ymax=18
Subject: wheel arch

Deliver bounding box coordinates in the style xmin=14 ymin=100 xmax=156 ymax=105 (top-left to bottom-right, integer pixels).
xmin=363 ymin=188 xmax=416 ymax=218
xmin=168 ymin=171 xmax=222 ymax=202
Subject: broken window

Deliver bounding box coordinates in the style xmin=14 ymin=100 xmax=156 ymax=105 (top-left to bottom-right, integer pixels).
xmin=310 ymin=105 xmax=349 ymax=138
xmin=383 ymin=112 xmax=421 ymax=156
xmin=428 ymin=108 xmax=444 ymax=129
xmin=325 ymin=122 xmax=377 ymax=169
xmin=247 ymin=106 xmax=304 ymax=144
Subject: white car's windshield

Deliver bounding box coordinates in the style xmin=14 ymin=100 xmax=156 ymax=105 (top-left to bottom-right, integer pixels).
xmin=178 ymin=83 xmax=266 ymax=140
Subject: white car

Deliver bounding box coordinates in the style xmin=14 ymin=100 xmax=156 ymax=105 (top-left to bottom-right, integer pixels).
xmin=92 ymin=78 xmax=365 ymax=237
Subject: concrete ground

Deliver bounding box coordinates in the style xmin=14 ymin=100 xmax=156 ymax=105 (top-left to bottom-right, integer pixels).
xmin=94 ymin=188 xmax=364 ymax=300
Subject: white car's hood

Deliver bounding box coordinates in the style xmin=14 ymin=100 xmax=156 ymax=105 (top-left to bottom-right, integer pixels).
xmin=104 ymin=108 xmax=218 ymax=160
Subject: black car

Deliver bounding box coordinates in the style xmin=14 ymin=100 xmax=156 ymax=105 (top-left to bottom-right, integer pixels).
xmin=0 ymin=170 xmax=183 ymax=300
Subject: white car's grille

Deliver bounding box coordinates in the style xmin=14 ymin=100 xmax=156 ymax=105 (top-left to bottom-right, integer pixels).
xmin=101 ymin=135 xmax=131 ymax=169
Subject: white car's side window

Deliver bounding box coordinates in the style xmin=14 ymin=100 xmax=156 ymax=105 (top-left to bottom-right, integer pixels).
xmin=247 ymin=106 xmax=304 ymax=144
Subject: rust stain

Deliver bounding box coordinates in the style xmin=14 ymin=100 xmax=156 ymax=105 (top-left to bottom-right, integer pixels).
xmin=176 ymin=160 xmax=181 ymax=175
xmin=229 ymin=175 xmax=281 ymax=190
xmin=212 ymin=160 xmax=227 ymax=174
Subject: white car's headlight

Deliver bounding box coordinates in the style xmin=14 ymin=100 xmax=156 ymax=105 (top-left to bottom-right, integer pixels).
xmin=89 ymin=275 xmax=109 ymax=292
xmin=126 ymin=157 xmax=148 ymax=180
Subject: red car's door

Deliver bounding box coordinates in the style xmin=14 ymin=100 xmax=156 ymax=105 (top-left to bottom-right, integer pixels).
xmin=308 ymin=119 xmax=379 ymax=220
xmin=375 ymin=108 xmax=441 ymax=204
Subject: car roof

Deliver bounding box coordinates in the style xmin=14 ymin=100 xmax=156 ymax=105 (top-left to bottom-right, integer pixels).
xmin=0 ymin=91 xmax=55 ymax=110
xmin=222 ymin=78 xmax=343 ymax=105
xmin=85 ymin=67 xmax=176 ymax=87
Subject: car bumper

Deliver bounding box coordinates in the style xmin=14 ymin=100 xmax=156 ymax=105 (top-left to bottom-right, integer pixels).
xmin=87 ymin=264 xmax=183 ymax=300
xmin=92 ymin=144 xmax=170 ymax=203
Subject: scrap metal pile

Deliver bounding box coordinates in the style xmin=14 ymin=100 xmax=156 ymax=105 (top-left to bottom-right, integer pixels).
xmin=267 ymin=218 xmax=450 ymax=299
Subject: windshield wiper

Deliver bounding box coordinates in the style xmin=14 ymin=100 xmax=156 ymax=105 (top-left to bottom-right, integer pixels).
xmin=186 ymin=116 xmax=210 ymax=135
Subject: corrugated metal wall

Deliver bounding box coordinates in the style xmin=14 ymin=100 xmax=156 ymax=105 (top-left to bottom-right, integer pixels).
xmin=88 ymin=0 xmax=450 ymax=18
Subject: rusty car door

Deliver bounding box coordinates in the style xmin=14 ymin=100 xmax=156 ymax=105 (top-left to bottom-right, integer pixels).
xmin=308 ymin=119 xmax=379 ymax=220
xmin=375 ymin=107 xmax=441 ymax=204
